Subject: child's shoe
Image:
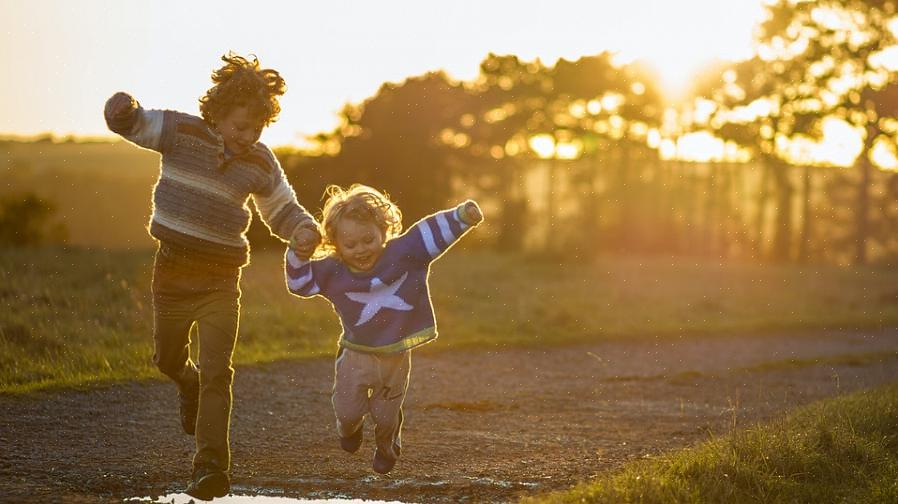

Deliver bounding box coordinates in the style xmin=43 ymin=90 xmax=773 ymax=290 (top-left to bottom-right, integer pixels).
xmin=185 ymin=465 xmax=230 ymax=501
xmin=372 ymin=446 xmax=398 ymax=475
xmin=179 ymin=377 xmax=199 ymax=436
xmin=339 ymin=425 xmax=363 ymax=454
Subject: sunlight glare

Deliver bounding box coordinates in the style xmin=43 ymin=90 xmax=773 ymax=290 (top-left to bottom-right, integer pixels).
xmin=778 ymin=117 xmax=863 ymax=167
xmin=871 ymin=136 xmax=898 ymax=170
xmin=529 ymin=134 xmax=556 ymax=159
xmin=677 ymin=132 xmax=725 ymax=162
xmin=555 ymin=140 xmax=582 ymax=160
xmin=869 ymin=46 xmax=898 ymax=71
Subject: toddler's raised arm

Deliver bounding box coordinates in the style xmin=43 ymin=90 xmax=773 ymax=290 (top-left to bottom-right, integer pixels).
xmin=403 ymin=200 xmax=483 ymax=264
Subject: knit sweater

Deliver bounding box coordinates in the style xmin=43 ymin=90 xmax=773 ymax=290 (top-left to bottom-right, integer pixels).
xmin=105 ymin=95 xmax=315 ymax=270
xmin=286 ymin=205 xmax=476 ymax=353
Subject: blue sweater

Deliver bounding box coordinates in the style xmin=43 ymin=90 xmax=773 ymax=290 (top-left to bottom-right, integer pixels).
xmin=286 ymin=205 xmax=475 ymax=353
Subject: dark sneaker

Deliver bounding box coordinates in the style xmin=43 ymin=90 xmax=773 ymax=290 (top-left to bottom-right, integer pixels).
xmin=339 ymin=425 xmax=363 ymax=454
xmin=185 ymin=466 xmax=230 ymax=501
xmin=178 ymin=377 xmax=199 ymax=436
xmin=372 ymin=446 xmax=398 ymax=475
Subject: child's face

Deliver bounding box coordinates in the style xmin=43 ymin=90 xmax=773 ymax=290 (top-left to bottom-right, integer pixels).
xmin=335 ymin=217 xmax=385 ymax=271
xmin=216 ymin=106 xmax=264 ymax=155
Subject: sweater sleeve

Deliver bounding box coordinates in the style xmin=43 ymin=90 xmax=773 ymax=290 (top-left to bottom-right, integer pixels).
xmin=285 ymin=249 xmax=326 ymax=298
xmin=104 ymin=94 xmax=171 ymax=153
xmin=401 ymin=203 xmax=476 ymax=265
xmin=251 ymin=145 xmax=317 ymax=243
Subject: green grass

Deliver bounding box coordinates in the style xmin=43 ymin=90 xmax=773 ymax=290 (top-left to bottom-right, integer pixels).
xmin=525 ymin=382 xmax=898 ymax=504
xmin=2 ymin=247 xmax=898 ymax=393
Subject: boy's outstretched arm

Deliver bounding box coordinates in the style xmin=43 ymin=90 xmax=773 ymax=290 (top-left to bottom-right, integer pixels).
xmin=103 ymin=91 xmax=167 ymax=153
xmin=250 ymin=146 xmax=320 ymax=253
xmin=104 ymin=92 xmax=138 ymax=132
xmin=404 ymin=199 xmax=484 ymax=263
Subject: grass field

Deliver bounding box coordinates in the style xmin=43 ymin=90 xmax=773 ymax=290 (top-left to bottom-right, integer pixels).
xmin=1 ymin=140 xmax=159 ymax=248
xmin=2 ymin=246 xmax=898 ymax=394
xmin=526 ymin=381 xmax=898 ymax=503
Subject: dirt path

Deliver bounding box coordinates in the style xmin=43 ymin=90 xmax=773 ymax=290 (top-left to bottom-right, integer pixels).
xmin=2 ymin=329 xmax=898 ymax=503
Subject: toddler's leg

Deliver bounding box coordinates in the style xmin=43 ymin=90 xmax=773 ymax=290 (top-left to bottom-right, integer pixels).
xmin=369 ymin=351 xmax=411 ymax=461
xmin=332 ymin=348 xmax=374 ymax=439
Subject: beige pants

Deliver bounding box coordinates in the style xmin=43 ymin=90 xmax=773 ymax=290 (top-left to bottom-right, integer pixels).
xmin=151 ymin=246 xmax=241 ymax=472
xmin=332 ymin=348 xmax=411 ymax=460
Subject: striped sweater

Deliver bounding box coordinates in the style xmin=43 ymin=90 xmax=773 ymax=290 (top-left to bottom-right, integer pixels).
xmin=105 ymin=95 xmax=315 ymax=270
xmin=286 ymin=205 xmax=476 ymax=353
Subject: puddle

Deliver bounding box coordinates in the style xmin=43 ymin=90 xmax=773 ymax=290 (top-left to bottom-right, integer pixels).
xmin=462 ymin=476 xmax=539 ymax=489
xmin=128 ymin=495 xmax=408 ymax=504
xmin=127 ymin=477 xmax=538 ymax=502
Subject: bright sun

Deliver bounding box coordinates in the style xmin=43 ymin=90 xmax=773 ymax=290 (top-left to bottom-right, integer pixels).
xmin=604 ymin=1 xmax=767 ymax=100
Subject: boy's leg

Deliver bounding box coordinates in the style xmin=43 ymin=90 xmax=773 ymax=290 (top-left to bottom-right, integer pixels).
xmin=192 ymin=276 xmax=241 ymax=474
xmin=368 ymin=351 xmax=411 ymax=461
xmin=152 ymin=306 xmax=199 ymax=387
xmin=151 ymin=253 xmax=200 ymax=389
xmin=332 ymin=348 xmax=375 ymax=440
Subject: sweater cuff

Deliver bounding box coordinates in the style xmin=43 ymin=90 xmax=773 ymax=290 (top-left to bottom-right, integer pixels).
xmin=456 ymin=202 xmax=477 ymax=226
xmin=105 ymin=101 xmax=140 ymax=135
xmin=288 ymin=218 xmax=321 ymax=248
xmin=294 ymin=217 xmax=320 ymax=233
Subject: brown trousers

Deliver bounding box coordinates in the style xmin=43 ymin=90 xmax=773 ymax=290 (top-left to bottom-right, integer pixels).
xmin=332 ymin=348 xmax=411 ymax=460
xmin=151 ymin=246 xmax=241 ymax=472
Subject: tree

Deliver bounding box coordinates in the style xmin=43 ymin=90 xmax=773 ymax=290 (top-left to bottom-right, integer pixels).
xmin=758 ymin=0 xmax=898 ymax=263
xmin=287 ymin=72 xmax=471 ymax=224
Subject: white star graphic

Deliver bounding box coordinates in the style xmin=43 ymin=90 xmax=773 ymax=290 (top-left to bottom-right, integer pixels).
xmin=345 ymin=272 xmax=414 ymax=326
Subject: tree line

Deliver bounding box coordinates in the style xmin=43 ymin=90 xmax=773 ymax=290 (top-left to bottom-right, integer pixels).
xmin=270 ymin=1 xmax=898 ymax=265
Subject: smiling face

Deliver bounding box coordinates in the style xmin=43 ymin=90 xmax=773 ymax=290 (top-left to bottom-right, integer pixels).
xmin=215 ymin=105 xmax=264 ymax=155
xmin=334 ymin=217 xmax=386 ymax=271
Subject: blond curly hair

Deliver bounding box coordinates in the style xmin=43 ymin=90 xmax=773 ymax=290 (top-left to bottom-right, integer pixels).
xmin=316 ymin=184 xmax=403 ymax=258
xmin=199 ymin=52 xmax=286 ymax=127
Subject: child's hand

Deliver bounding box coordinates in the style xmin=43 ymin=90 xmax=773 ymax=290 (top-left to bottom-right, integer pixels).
xmin=290 ymin=226 xmax=321 ymax=260
xmin=462 ymin=200 xmax=483 ymax=225
xmin=105 ymin=92 xmax=137 ymax=119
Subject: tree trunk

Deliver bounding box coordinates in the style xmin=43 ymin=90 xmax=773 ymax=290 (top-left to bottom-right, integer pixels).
xmin=771 ymin=159 xmax=794 ymax=262
xmin=798 ymin=165 xmax=812 ymax=263
xmin=755 ymin=161 xmax=771 ymax=259
xmin=731 ymin=162 xmax=751 ymax=256
xmin=855 ymin=126 xmax=875 ymax=265
xmin=717 ymin=162 xmax=735 ymax=258
xmin=545 ymin=158 xmax=556 ymax=253
xmin=497 ymin=158 xmax=526 ymax=252
xmin=703 ymin=164 xmax=717 ymax=256
xmin=618 ymin=144 xmax=632 ymax=252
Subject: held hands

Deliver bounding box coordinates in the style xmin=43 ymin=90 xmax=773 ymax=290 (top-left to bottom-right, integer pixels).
xmin=104 ymin=92 xmax=137 ymax=120
xmin=290 ymin=225 xmax=322 ymax=260
xmin=461 ymin=200 xmax=484 ymax=225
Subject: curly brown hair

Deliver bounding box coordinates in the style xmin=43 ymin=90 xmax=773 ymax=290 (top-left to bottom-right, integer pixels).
xmin=316 ymin=184 xmax=403 ymax=258
xmin=199 ymin=52 xmax=287 ymax=127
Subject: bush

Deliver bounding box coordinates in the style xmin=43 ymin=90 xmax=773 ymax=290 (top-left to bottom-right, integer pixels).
xmin=0 ymin=193 xmax=67 ymax=246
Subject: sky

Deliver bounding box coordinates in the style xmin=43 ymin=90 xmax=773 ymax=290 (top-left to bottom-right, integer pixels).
xmin=0 ymin=0 xmax=767 ymax=147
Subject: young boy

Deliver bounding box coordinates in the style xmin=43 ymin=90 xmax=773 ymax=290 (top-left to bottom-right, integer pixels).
xmin=104 ymin=53 xmax=320 ymax=500
xmin=285 ymin=184 xmax=483 ymax=474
